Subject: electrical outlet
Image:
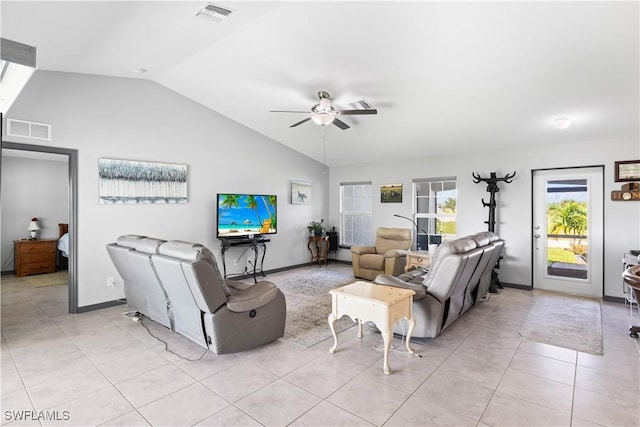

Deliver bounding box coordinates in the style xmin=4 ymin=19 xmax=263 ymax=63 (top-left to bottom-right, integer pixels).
xmin=106 ymin=276 xmax=115 ymax=287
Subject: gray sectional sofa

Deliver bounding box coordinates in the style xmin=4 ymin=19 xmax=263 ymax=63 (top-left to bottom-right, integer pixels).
xmin=374 ymin=231 xmax=504 ymax=338
xmin=106 ymin=235 xmax=286 ymax=354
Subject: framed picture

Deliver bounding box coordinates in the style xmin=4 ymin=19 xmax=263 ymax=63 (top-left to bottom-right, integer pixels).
xmin=615 ymin=160 xmax=640 ymax=182
xmin=381 ymin=184 xmax=402 ymax=203
xmin=291 ymin=180 xmax=312 ymax=205
xmin=98 ymin=158 xmax=188 ymax=204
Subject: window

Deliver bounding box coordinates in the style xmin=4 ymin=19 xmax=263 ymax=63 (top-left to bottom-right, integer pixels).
xmin=414 ymin=177 xmax=457 ymax=248
xmin=340 ymin=182 xmax=372 ymax=247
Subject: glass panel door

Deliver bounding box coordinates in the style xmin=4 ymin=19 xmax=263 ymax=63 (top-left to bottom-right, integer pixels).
xmin=545 ymin=178 xmax=589 ymax=280
xmin=532 ymin=167 xmax=603 ymax=297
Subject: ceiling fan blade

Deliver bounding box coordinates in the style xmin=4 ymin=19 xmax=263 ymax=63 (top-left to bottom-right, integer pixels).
xmin=336 ymin=109 xmax=378 ymax=115
xmin=290 ymin=117 xmax=311 ymax=128
xmin=270 ymin=110 xmax=309 ymax=113
xmin=332 ymin=118 xmax=350 ymax=130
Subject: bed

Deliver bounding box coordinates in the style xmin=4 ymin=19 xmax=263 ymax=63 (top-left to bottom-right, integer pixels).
xmin=58 ymin=223 xmax=69 ymax=270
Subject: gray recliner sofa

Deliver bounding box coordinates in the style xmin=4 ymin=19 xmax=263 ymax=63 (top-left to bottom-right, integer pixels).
xmin=106 ymin=235 xmax=172 ymax=329
xmin=374 ymin=231 xmax=503 ymax=338
xmin=106 ymin=235 xmax=286 ymax=354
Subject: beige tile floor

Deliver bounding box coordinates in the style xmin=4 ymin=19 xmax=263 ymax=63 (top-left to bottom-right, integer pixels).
xmin=1 ymin=265 xmax=639 ymax=426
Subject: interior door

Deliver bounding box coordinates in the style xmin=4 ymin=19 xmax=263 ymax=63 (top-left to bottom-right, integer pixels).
xmin=2 ymin=142 xmax=78 ymax=313
xmin=532 ymin=167 xmax=603 ymax=297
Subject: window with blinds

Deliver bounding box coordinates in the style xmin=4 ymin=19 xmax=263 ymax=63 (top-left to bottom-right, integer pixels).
xmin=339 ymin=182 xmax=372 ymax=247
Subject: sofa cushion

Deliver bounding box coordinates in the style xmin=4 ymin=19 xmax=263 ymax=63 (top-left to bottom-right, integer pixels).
xmin=116 ymin=234 xmax=145 ymax=249
xmin=226 ymin=281 xmax=279 ymax=312
xmin=157 ymin=240 xmax=202 ymax=259
xmin=470 ymin=231 xmax=498 ymax=247
xmin=158 ymin=241 xmax=231 ymax=296
xmin=423 ymin=238 xmax=477 ymax=288
xmin=135 ymin=237 xmax=167 ymax=254
xmin=359 ymin=253 xmax=385 ymax=271
xmin=374 ymin=274 xmax=427 ymax=301
xmin=470 ymin=234 xmax=490 ymax=247
xmin=375 ymin=227 xmax=412 ymax=254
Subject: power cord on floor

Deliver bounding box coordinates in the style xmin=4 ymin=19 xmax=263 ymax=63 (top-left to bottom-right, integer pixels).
xmin=123 ymin=311 xmax=208 ymax=362
xmin=479 ymin=293 xmax=493 ymax=303
xmin=371 ymin=320 xmax=422 ymax=358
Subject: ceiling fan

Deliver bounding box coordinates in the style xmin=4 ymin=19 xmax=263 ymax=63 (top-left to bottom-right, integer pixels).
xmin=270 ymin=91 xmax=377 ymax=130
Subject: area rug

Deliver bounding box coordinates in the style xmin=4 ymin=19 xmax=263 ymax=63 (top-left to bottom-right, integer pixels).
xmin=519 ymin=292 xmax=603 ymax=355
xmin=276 ymin=267 xmax=358 ymax=348
xmin=25 ymin=271 xmax=68 ymax=287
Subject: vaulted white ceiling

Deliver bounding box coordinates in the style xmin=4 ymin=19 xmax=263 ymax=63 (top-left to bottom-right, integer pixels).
xmin=2 ymin=1 xmax=638 ymax=166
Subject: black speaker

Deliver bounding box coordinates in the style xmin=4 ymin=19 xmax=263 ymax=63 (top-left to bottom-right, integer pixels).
xmin=326 ymin=231 xmax=338 ymax=251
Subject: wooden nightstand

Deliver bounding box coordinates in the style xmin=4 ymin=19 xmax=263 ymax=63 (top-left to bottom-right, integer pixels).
xmin=14 ymin=239 xmax=57 ymax=277
xmin=405 ymin=250 xmax=433 ymax=272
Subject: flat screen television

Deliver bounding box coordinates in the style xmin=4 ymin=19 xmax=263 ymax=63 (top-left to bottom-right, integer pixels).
xmin=217 ymin=193 xmax=277 ymax=239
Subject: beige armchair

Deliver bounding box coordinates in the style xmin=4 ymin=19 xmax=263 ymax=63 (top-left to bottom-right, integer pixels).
xmin=351 ymin=227 xmax=412 ymax=280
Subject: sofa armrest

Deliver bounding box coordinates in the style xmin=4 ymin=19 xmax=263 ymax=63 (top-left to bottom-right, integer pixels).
xmin=351 ymin=246 xmax=377 ymax=255
xmin=226 ymin=281 xmax=279 ymax=312
xmin=384 ymin=249 xmax=408 ymax=258
xmin=226 ymin=280 xmax=252 ymax=291
xmin=374 ymin=274 xmax=427 ymax=301
xmin=397 ymin=268 xmax=430 ymax=285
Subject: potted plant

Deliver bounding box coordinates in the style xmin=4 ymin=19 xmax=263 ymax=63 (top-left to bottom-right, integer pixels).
xmin=307 ymin=219 xmax=325 ymax=236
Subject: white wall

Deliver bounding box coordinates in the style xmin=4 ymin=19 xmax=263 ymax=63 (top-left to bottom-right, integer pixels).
xmin=330 ymin=138 xmax=640 ymax=299
xmin=4 ymin=71 xmax=329 ymax=307
xmin=0 ymin=155 xmax=69 ymax=271
xmin=5 ymin=70 xmax=638 ymax=305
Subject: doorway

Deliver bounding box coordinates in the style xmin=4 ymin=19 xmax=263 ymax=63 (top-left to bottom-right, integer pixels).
xmin=532 ymin=166 xmax=604 ymax=297
xmin=1 ymin=141 xmax=78 ymax=313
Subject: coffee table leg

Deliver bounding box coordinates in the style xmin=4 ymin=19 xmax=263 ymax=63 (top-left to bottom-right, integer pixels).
xmin=405 ymin=315 xmax=416 ymax=355
xmin=357 ymin=319 xmax=363 ymax=338
xmin=328 ymin=313 xmax=338 ymax=353
xmin=381 ymin=328 xmax=392 ymax=375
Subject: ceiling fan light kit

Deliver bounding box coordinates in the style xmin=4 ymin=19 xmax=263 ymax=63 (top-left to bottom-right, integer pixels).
xmin=310 ymin=113 xmax=336 ymax=126
xmin=271 ymin=90 xmax=377 ymax=130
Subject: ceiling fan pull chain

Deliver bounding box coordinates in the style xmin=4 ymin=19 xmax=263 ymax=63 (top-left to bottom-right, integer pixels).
xmin=322 ymin=126 xmax=327 ymax=174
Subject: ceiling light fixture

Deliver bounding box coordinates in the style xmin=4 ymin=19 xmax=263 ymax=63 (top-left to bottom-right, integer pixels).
xmin=310 ymin=112 xmax=336 ymax=126
xmin=195 ymin=3 xmax=234 ymax=22
xmin=554 ymin=117 xmax=572 ymax=130
xmin=310 ymin=93 xmax=337 ymax=126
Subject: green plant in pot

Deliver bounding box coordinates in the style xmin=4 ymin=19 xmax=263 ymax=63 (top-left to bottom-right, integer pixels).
xmin=307 ymin=219 xmax=325 ymax=236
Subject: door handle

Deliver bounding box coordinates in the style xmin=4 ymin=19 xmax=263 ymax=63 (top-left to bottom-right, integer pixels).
xmin=534 ymin=234 xmax=541 ymax=238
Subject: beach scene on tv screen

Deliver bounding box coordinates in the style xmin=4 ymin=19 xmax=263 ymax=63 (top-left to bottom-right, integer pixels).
xmin=218 ymin=194 xmax=277 ymax=237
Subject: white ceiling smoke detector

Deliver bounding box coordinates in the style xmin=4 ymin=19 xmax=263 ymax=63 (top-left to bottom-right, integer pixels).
xmin=554 ymin=117 xmax=572 ymax=130
xmin=195 ymin=3 xmax=234 ymax=22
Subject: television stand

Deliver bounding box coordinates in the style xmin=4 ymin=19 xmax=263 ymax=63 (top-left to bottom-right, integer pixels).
xmin=220 ymin=237 xmax=269 ymax=283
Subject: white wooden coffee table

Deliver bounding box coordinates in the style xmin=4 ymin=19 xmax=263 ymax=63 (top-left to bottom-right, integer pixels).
xmin=328 ymin=281 xmax=416 ymax=375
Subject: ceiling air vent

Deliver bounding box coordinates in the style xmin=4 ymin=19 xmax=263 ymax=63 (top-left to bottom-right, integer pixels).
xmin=195 ymin=3 xmax=234 ymax=22
xmin=349 ymin=99 xmax=374 ymax=110
xmin=6 ymin=118 xmax=51 ymax=140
